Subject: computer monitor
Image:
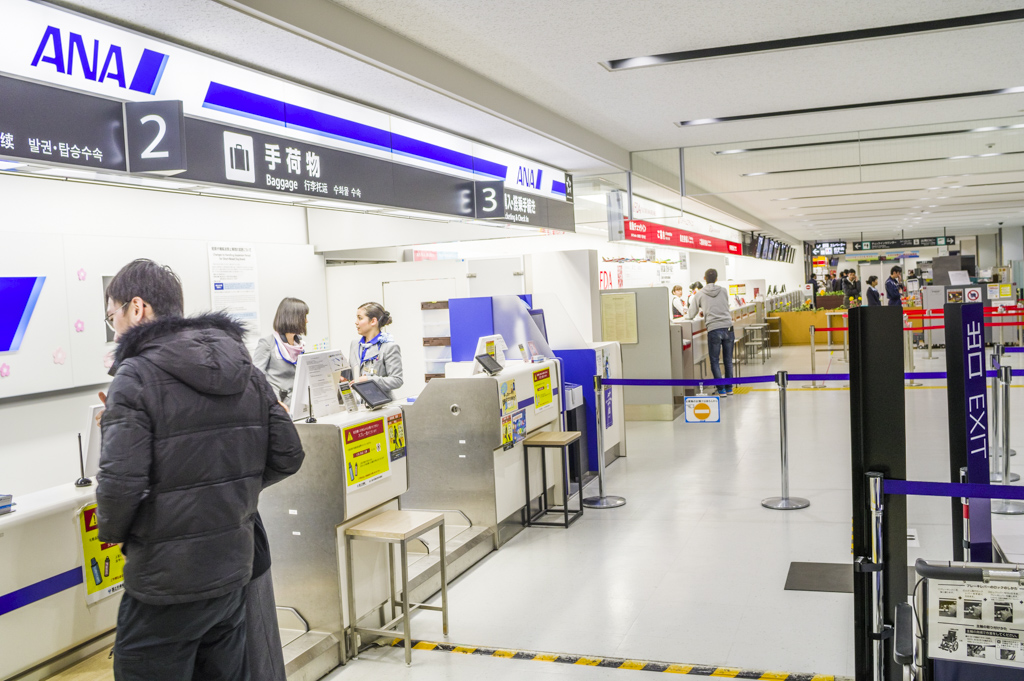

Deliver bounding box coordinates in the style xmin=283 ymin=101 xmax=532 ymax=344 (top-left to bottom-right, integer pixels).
xmin=756 ymin=235 xmax=764 ymax=258
xmin=350 ymin=380 xmax=392 ymax=409
xmin=528 ymin=309 xmax=549 ymax=343
xmin=475 ymin=353 xmax=503 ymax=376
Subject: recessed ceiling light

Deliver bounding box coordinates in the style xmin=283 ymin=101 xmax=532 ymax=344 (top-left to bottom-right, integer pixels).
xmin=715 ymin=148 xmax=748 ymax=155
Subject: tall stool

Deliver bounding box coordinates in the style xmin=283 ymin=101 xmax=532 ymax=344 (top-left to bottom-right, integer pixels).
xmin=344 ymin=510 xmax=449 ymax=666
xmin=522 ymin=431 xmax=584 ymax=528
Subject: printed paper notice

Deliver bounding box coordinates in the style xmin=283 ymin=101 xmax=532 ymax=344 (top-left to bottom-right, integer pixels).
xmin=601 ymin=292 xmax=638 ymax=344
xmin=291 ymin=350 xmax=346 ymax=419
xmin=80 ymin=503 xmax=124 ymax=604
xmin=500 ymin=379 xmax=517 ymax=415
xmin=1001 ymin=284 xmax=1014 ymax=299
xmin=989 ymin=283 xmax=1003 ymax=299
xmin=209 ymin=243 xmax=260 ymax=331
xmin=501 ymin=408 xmax=528 ymax=451
xmin=533 ymin=368 xmax=553 ymax=412
xmin=343 ymin=418 xmax=391 ymax=489
xmin=928 ymin=579 xmax=1024 ymax=669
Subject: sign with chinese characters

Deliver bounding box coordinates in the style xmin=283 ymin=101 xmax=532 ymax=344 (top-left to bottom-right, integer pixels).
xmin=494 ymin=188 xmax=575 ymax=232
xmin=79 ymin=503 xmax=125 ymax=604
xmin=684 ymin=396 xmax=720 ymax=423
xmin=960 ymin=302 xmax=992 ymax=561
xmin=621 ymin=219 xmax=742 ymax=255
xmin=812 ymin=241 xmax=847 ymax=256
xmin=532 ymin=368 xmax=553 ymax=411
xmin=387 ymin=413 xmax=406 ymax=461
xmin=343 ymin=418 xmax=391 ymax=489
xmin=0 ymin=74 xmax=126 ymax=170
xmin=853 ymin=236 xmax=956 ymax=251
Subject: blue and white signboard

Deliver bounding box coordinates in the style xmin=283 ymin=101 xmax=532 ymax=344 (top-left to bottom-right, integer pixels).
xmin=0 ymin=0 xmax=572 ymax=204
xmin=683 ymin=396 xmax=720 ymax=424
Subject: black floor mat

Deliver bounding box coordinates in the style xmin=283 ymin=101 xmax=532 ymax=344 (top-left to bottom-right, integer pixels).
xmin=785 ymin=562 xmax=918 ymax=594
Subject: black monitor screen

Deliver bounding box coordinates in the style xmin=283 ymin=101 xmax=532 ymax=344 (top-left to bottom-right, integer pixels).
xmin=756 ymin=235 xmax=764 ymax=258
xmin=529 ymin=309 xmax=549 ymax=342
xmin=475 ymin=353 xmax=503 ymax=375
xmin=350 ymin=380 xmax=392 ymax=408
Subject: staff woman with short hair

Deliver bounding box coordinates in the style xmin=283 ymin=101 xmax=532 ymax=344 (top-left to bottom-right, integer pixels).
xmin=254 ymin=297 xmax=309 ymax=404
xmin=350 ymin=302 xmax=404 ymax=401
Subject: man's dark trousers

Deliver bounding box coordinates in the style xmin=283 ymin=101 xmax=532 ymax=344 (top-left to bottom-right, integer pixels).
xmin=113 ymin=587 xmax=248 ymax=681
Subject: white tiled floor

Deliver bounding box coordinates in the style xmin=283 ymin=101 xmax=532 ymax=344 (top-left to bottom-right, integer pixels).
xmin=325 ymin=346 xmax=1024 ymax=680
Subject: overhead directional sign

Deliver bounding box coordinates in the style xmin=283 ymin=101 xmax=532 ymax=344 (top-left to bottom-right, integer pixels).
xmin=853 ymin=236 xmax=956 ymax=251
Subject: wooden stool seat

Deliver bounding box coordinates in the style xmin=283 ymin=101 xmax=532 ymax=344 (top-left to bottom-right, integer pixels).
xmin=522 ymin=431 xmax=581 ymax=447
xmin=523 ymin=430 xmax=584 ymax=529
xmin=344 ymin=510 xmax=449 ymax=666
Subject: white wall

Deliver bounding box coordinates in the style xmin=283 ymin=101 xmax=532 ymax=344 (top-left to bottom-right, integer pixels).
xmin=1001 ymin=226 xmax=1024 ymax=264
xmin=308 ymin=207 xmax=518 ymax=253
xmin=525 ymin=250 xmax=601 ymax=342
xmin=0 ymin=174 xmax=327 ymax=496
xmin=726 ymin=254 xmax=804 ymax=293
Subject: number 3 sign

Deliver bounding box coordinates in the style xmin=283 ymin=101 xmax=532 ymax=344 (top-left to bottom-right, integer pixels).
xmin=124 ymin=100 xmax=186 ymax=174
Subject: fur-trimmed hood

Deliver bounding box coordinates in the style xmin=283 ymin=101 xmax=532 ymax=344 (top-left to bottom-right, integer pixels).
xmin=112 ymin=313 xmax=253 ymax=396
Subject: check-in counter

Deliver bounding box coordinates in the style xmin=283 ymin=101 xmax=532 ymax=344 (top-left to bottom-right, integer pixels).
xmin=401 ymin=359 xmax=563 ymax=548
xmin=0 ymin=485 xmax=120 ymax=680
xmin=260 ymin=405 xmax=408 ymax=667
xmin=673 ymin=303 xmax=757 ymax=390
xmin=553 ymin=341 xmax=626 ymax=471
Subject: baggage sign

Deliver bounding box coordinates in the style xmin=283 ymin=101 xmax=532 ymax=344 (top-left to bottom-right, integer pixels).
xmin=684 ymin=396 xmax=720 ymax=423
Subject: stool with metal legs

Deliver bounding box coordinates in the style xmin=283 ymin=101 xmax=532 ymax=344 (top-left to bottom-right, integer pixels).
xmin=522 ymin=431 xmax=584 ymax=528
xmin=345 ymin=510 xmax=449 ymax=666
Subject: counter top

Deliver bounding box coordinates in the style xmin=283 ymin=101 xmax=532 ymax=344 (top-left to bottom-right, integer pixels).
xmin=0 ymin=483 xmax=96 ymax=531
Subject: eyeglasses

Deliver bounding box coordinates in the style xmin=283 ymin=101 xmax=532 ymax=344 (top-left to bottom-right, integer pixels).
xmin=105 ymin=301 xmax=129 ymax=334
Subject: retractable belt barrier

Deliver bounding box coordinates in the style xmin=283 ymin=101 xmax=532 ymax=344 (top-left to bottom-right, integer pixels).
xmin=600 ymin=370 xmax=1024 ymax=388
xmin=884 ymin=479 xmax=1024 ymax=501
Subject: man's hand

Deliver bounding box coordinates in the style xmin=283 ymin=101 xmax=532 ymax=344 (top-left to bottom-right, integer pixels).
xmin=352 ymin=375 xmax=369 ymax=384
xmin=278 ymin=400 xmax=290 ymax=413
xmin=95 ymin=391 xmax=107 ymax=426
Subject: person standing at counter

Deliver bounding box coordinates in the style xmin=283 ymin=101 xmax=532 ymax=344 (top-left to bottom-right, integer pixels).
xmin=254 ymin=297 xmax=309 ymax=404
xmin=671 ymin=285 xmax=686 ymax=319
xmin=866 ymin=276 xmax=882 ymax=306
xmin=687 ymin=268 xmax=734 ymax=397
xmin=97 ymin=259 xmax=305 ymax=681
xmin=886 ymin=266 xmax=904 ymax=307
xmin=350 ymin=302 xmax=404 ymax=400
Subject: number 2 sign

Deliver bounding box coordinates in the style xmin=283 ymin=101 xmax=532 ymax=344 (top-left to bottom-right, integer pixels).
xmin=124 ymin=100 xmax=186 ymax=174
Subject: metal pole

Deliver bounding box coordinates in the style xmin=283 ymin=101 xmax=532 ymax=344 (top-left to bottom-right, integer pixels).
xmin=991 ymin=351 xmax=1005 ymax=482
xmin=960 ymin=467 xmax=971 ymax=562
xmin=993 ymin=366 xmax=1024 ymax=514
xmin=927 ymin=326 xmax=934 ymax=360
xmin=804 ymin=325 xmax=825 ymax=389
xmin=762 ymin=371 xmax=810 ymax=510
xmin=583 ymin=376 xmax=626 ymax=509
xmin=868 ymin=472 xmax=885 ymax=681
xmin=904 ymin=329 xmax=922 ymax=387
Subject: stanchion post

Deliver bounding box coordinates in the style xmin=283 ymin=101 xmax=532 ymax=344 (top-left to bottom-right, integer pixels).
xmin=927 ymin=327 xmax=934 ymax=360
xmin=991 ymin=351 xmax=1004 ymax=481
xmin=582 ymin=375 xmax=626 ymax=510
xmin=761 ymin=371 xmax=809 ymax=510
xmin=960 ymin=467 xmax=971 ymax=562
xmin=993 ymin=365 xmax=1024 ymax=514
xmin=804 ymin=325 xmax=825 ymax=389
xmin=904 ymin=317 xmax=922 ymax=387
xmin=867 ymin=472 xmax=886 ymax=681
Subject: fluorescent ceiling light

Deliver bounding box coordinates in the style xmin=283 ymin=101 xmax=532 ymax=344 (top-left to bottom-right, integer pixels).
xmin=0 ymin=161 xmax=25 ymax=170
xmin=376 ymin=209 xmax=458 ymax=222
xmin=35 ymin=167 xmax=99 ymax=180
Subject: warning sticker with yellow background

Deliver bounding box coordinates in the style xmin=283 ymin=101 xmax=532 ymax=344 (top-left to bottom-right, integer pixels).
xmin=343 ymin=418 xmax=392 ymax=489
xmin=532 ymin=368 xmax=552 ymax=412
xmin=79 ymin=503 xmax=125 ymax=604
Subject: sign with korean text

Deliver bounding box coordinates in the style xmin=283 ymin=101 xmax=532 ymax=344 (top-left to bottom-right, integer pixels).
xmin=79 ymin=503 xmax=125 ymax=604
xmin=532 ymin=368 xmax=553 ymax=411
xmin=684 ymin=396 xmax=721 ymax=423
xmin=622 ymin=219 xmax=741 ymax=255
xmin=342 ymin=418 xmax=391 ymax=489
xmin=0 ymin=74 xmax=126 ymax=171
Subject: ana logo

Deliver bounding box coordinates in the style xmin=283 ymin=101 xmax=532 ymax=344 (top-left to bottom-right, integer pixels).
xmin=31 ymin=26 xmax=169 ymax=95
xmin=516 ymin=165 xmax=543 ymax=190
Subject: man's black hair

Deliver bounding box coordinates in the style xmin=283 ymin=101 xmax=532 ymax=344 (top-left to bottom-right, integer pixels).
xmin=891 ymin=265 xmax=903 ymax=276
xmin=105 ymin=259 xmax=184 ymax=318
xmin=704 ymin=268 xmax=718 ymax=284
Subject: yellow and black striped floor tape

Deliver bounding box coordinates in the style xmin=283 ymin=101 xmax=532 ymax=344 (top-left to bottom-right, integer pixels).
xmin=387 ymin=639 xmax=842 ymax=680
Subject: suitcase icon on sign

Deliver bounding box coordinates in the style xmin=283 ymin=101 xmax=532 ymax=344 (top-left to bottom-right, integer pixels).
xmin=223 ymin=132 xmax=256 ymax=183
xmin=230 ymin=144 xmax=249 ymax=172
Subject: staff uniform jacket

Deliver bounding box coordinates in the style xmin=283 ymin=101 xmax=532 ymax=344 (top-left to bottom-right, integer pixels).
xmin=671 ymin=296 xmax=686 ymax=319
xmin=96 ymin=313 xmax=305 ymax=605
xmin=866 ymin=286 xmax=882 ymax=306
xmin=253 ymin=333 xmax=298 ymax=402
xmin=349 ymin=333 xmax=404 ymax=401
xmin=886 ymin=277 xmax=903 ymax=306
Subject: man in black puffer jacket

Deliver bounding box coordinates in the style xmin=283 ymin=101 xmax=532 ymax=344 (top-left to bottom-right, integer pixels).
xmin=97 ymin=259 xmax=304 ymax=681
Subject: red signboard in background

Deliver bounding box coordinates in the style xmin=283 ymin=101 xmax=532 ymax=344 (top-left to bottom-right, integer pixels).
xmin=622 ymin=219 xmax=741 ymax=255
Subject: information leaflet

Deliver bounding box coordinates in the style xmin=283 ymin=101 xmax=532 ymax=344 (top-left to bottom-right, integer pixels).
xmin=208 ymin=243 xmax=260 ymax=331
xmin=343 ymin=418 xmax=391 ymax=489
xmin=929 ymin=579 xmax=1024 ymax=669
xmin=532 ymin=368 xmax=553 ymax=412
xmin=79 ymin=503 xmax=125 ymax=604
xmin=387 ymin=413 xmax=407 ymax=461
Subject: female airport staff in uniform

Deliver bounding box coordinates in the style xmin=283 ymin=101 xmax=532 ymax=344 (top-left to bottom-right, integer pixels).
xmin=253 ymin=297 xmax=309 ymax=404
xmin=350 ymin=302 xmax=404 ymax=401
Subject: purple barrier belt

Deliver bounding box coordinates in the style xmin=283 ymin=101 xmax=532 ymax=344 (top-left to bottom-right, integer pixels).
xmin=787 ymin=373 xmax=849 ymax=382
xmin=600 ymin=376 xmax=777 ymax=387
xmin=884 ymin=479 xmax=1024 ymax=501
xmin=1003 ymin=347 xmax=1024 ymax=353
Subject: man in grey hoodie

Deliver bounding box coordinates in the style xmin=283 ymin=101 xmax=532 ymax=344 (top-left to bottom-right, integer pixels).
xmin=687 ymin=268 xmax=734 ymax=396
